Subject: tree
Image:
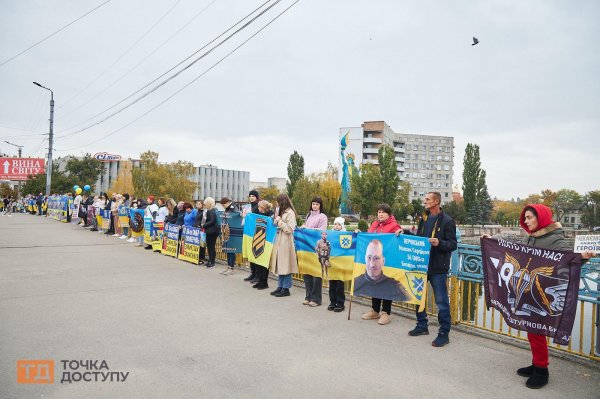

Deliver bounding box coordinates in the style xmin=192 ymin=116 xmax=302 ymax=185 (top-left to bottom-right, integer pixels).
xmin=0 ymin=183 xmax=18 ymax=199
xmin=444 ymin=200 xmax=466 ymax=225
xmin=582 ymin=190 xmax=600 ymax=228
xmin=65 ymin=154 xmax=103 ymax=187
xmin=317 ymin=173 xmax=342 ymax=218
xmin=553 ymin=189 xmax=583 ymax=222
xmin=393 ymin=181 xmax=412 ymax=221
xmin=286 ymin=150 xmax=304 ymax=198
xmin=476 ymin=170 xmax=493 ymax=225
xmin=491 ymin=200 xmax=522 ymax=226
xmin=378 ymin=145 xmax=399 ymax=208
xmin=21 ymin=163 xmax=71 ymax=195
xmin=462 ymin=143 xmax=481 ymax=217
xmin=540 ymin=189 xmax=557 ymax=207
xmin=348 ymin=163 xmax=382 ymax=219
xmin=254 ymin=186 xmax=281 ymax=208
xmin=108 ymin=160 xmax=134 ymax=195
xmin=522 ymin=193 xmax=542 ymax=205
xmin=291 ymin=177 xmax=320 ymax=216
xmin=131 ymin=151 xmax=195 ymax=201
xmin=411 ymin=199 xmax=425 ymax=220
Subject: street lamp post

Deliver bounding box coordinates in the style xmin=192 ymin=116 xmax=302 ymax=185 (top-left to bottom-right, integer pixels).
xmin=3 ymin=140 xmax=23 ymax=198
xmin=33 ymin=82 xmax=54 ymax=196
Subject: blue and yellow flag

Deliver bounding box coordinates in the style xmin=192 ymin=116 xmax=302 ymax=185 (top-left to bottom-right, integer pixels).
xmin=294 ymin=229 xmax=356 ymax=281
xmin=242 ymin=213 xmax=276 ymax=268
xmin=351 ymin=233 xmax=431 ymax=311
xmin=118 ymin=205 xmax=129 ymax=229
xmin=218 ymin=211 xmax=243 ymax=254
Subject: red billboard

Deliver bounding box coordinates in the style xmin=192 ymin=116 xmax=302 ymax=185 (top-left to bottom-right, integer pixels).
xmin=0 ymin=158 xmax=46 ymax=181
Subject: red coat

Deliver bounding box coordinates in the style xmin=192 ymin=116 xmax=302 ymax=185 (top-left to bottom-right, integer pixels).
xmin=368 ymin=215 xmax=402 ymax=233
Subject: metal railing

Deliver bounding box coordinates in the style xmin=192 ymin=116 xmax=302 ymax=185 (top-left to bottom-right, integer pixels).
xmin=217 ymin=238 xmax=600 ymax=362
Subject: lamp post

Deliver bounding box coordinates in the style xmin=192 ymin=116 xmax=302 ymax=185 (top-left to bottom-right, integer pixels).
xmin=3 ymin=140 xmax=23 ymax=198
xmin=33 ymin=82 xmax=54 ymax=196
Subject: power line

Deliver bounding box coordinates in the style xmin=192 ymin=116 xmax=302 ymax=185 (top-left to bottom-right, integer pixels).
xmin=0 ymin=0 xmax=113 ymax=67
xmin=60 ymin=0 xmax=220 ymax=119
xmin=60 ymin=0 xmax=184 ymax=110
xmin=59 ymin=0 xmax=301 ymax=152
xmin=56 ymin=0 xmax=274 ymax=137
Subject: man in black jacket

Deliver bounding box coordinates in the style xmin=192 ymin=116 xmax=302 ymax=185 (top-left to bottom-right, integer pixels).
xmin=408 ymin=191 xmax=457 ymax=347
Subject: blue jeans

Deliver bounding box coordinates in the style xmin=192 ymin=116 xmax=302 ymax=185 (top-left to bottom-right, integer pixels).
xmin=226 ymin=252 xmax=236 ymax=267
xmin=278 ymin=274 xmax=292 ymax=289
xmin=415 ymin=273 xmax=451 ymax=335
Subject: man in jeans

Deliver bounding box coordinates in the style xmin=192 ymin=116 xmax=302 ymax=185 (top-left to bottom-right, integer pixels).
xmin=409 ymin=191 xmax=457 ymax=347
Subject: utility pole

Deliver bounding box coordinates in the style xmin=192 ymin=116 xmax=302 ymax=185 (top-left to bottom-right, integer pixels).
xmin=3 ymin=140 xmax=24 ymax=198
xmin=33 ymin=82 xmax=54 ymax=196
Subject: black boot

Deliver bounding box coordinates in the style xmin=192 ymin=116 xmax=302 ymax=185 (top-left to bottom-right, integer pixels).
xmin=270 ymin=287 xmax=282 ymax=296
xmin=517 ymin=365 xmax=534 ymax=377
xmin=244 ymin=274 xmax=256 ymax=282
xmin=275 ymin=288 xmax=290 ymax=297
xmin=526 ymin=366 xmax=548 ymax=389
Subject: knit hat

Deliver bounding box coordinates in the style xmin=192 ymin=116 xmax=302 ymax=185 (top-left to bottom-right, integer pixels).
xmin=249 ymin=190 xmax=259 ymax=198
xmin=333 ymin=217 xmax=345 ymax=226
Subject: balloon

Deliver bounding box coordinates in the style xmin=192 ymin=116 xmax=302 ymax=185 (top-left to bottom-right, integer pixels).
xmin=75 ymin=188 xmax=82 ymax=195
xmin=73 ymin=185 xmax=79 ymax=191
xmin=84 ymin=185 xmax=91 ymax=191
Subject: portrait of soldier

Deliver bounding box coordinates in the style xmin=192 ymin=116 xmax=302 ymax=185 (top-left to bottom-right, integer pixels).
xmin=315 ymin=231 xmax=331 ymax=278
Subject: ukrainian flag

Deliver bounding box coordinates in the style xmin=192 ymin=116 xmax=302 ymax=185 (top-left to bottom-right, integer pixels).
xmin=242 ymin=213 xmax=276 ymax=268
xmin=294 ymin=229 xmax=356 ymax=281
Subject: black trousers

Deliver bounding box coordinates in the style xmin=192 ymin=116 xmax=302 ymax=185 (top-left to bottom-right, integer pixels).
xmin=256 ymin=265 xmax=269 ymax=286
xmin=199 ymin=246 xmax=206 ymax=261
xmin=372 ymin=298 xmax=392 ymax=315
xmin=206 ymin=234 xmax=218 ymax=263
xmin=303 ymin=275 xmax=322 ymax=304
xmin=328 ymin=280 xmax=346 ymax=307
xmin=249 ymin=263 xmax=257 ymax=278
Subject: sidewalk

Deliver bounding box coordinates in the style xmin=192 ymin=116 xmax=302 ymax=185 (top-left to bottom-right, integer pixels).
xmin=1 ymin=214 xmax=599 ymax=398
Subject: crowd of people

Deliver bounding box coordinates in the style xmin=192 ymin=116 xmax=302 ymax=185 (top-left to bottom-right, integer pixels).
xmin=8 ymin=187 xmax=597 ymax=391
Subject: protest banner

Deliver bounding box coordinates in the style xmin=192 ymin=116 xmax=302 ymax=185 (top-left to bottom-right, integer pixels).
xmin=101 ymin=209 xmax=111 ymax=231
xmin=218 ymin=211 xmax=243 ymax=253
xmin=574 ymin=235 xmax=600 ymax=253
xmin=151 ymin=221 xmax=164 ymax=251
xmin=162 ymin=223 xmax=180 ymax=257
xmin=129 ymin=208 xmax=145 ymax=237
xmin=70 ymin=203 xmax=80 ymax=223
xmin=294 ymin=229 xmax=356 ymax=281
xmin=481 ymin=237 xmax=582 ymax=345
xmin=179 ymin=225 xmax=201 ymax=264
xmin=242 ymin=213 xmax=276 ymax=268
xmin=351 ymin=233 xmax=431 ymax=311
xmin=118 ymin=205 xmax=129 ymax=231
xmin=143 ymin=216 xmax=153 ymax=245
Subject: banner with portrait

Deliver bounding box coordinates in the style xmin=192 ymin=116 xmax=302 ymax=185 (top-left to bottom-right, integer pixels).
xmin=118 ymin=205 xmax=129 ymax=230
xmin=481 ymin=237 xmax=582 ymax=345
xmin=162 ymin=223 xmax=180 ymax=257
xmin=218 ymin=211 xmax=243 ymax=254
xmin=294 ymin=229 xmax=357 ymax=281
xmin=129 ymin=208 xmax=145 ymax=237
xmin=179 ymin=225 xmax=201 ymax=264
xmin=351 ymin=233 xmax=431 ymax=311
xmin=87 ymin=206 xmax=97 ymax=227
xmin=242 ymin=213 xmax=276 ymax=268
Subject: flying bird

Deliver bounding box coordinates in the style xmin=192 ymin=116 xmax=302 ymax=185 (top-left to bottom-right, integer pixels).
xmin=472 ymin=37 xmax=479 ymax=46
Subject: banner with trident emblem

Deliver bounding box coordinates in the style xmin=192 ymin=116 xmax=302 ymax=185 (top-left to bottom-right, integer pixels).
xmin=294 ymin=229 xmax=357 ymax=281
xmin=242 ymin=213 xmax=277 ymax=268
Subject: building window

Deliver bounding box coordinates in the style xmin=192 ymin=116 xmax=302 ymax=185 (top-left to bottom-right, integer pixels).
xmin=429 ymin=146 xmax=434 ymax=152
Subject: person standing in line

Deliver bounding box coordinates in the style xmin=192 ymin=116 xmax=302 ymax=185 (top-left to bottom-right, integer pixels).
xmin=182 ymin=202 xmax=197 ymax=227
xmin=193 ymin=200 xmax=206 ymax=265
xmin=328 ymin=216 xmax=347 ymax=312
xmin=176 ymin=201 xmax=185 ymax=226
xmin=357 ymin=203 xmax=403 ymax=326
xmin=219 ymin=197 xmax=238 ymax=275
xmin=111 ymin=194 xmax=124 ymax=237
xmin=270 ymin=194 xmax=298 ymax=298
xmin=36 ymin=192 xmax=44 ymax=216
xmin=299 ymin=196 xmax=328 ymax=307
xmin=201 ymin=197 xmax=219 ymax=268
xmin=252 ymin=200 xmax=274 ymax=290
xmin=408 ymin=191 xmax=457 ymax=348
xmin=243 ymin=190 xmax=261 ymax=283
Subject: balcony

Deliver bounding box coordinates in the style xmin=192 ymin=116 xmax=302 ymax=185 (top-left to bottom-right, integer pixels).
xmin=395 ymin=156 xmax=405 ymax=163
xmin=364 ymin=159 xmax=379 ymax=165
xmin=363 ymin=137 xmax=382 ymax=144
xmin=362 ymin=148 xmax=379 ymax=154
xmin=396 ymin=165 xmax=405 ymax=172
xmin=394 ymin=146 xmax=405 ymax=153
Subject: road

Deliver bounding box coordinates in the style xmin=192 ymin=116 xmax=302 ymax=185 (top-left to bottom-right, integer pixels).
xmin=1 ymin=214 xmax=599 ymax=398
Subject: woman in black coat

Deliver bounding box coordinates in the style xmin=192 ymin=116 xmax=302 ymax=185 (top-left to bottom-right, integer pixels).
xmin=200 ymin=197 xmax=219 ymax=268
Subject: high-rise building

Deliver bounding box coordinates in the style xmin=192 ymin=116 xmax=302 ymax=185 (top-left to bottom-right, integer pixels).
xmin=340 ymin=121 xmax=454 ymax=204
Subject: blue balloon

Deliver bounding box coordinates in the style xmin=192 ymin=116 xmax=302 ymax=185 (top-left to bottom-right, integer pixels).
xmin=84 ymin=185 xmax=91 ymax=191
xmin=73 ymin=185 xmax=79 ymax=191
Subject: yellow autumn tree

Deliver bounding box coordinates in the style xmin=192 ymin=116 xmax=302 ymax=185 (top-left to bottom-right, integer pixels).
xmin=132 ymin=151 xmax=196 ymax=201
xmin=108 ymin=160 xmax=135 ymax=195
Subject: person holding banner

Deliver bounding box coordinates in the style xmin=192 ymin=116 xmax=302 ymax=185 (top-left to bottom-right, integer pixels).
xmin=252 ymin=200 xmax=275 ymax=290
xmin=244 ymin=190 xmax=261 ymax=283
xmin=300 ymin=196 xmax=328 ymax=307
xmin=201 ymin=197 xmax=219 ymax=268
xmin=219 ymin=197 xmax=239 ymax=275
xmin=409 ymin=192 xmax=457 ymax=348
xmin=270 ymin=194 xmax=298 ymax=298
xmin=484 ymin=204 xmax=595 ymax=389
xmin=328 ymin=217 xmax=348 ymax=312
xmin=193 ymin=200 xmax=206 ymax=265
xmin=358 ymin=204 xmax=403 ymax=326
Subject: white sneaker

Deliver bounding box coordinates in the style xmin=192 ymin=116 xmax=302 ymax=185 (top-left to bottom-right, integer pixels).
xmin=127 ymin=238 xmax=136 ymax=243
xmin=112 ymin=233 xmax=120 ymax=237
xmin=119 ymin=235 xmax=128 ymax=239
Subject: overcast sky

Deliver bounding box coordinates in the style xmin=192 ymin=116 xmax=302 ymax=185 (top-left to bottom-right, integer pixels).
xmin=1 ymin=0 xmax=598 ymax=200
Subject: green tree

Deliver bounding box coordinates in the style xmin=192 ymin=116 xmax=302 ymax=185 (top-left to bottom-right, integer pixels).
xmin=444 ymin=200 xmax=466 ymax=225
xmin=21 ymin=164 xmax=71 ymax=195
xmin=411 ymin=199 xmax=425 ymax=219
xmin=553 ymin=189 xmax=583 ymax=222
xmin=317 ymin=172 xmax=342 ymax=218
xmin=378 ymin=145 xmax=399 ymax=208
xmin=65 ymin=154 xmax=103 ymax=187
xmin=291 ymin=177 xmax=320 ymax=216
xmin=0 ymin=183 xmax=18 ymax=198
xmin=393 ymin=181 xmax=412 ymax=221
xmin=476 ymin=170 xmax=493 ymax=225
xmin=254 ymin=186 xmax=281 ymax=208
xmin=132 ymin=151 xmax=195 ymax=201
xmin=462 ymin=143 xmax=481 ymax=217
xmin=349 ymin=163 xmax=382 ymax=219
xmin=582 ymin=190 xmax=600 ymax=228
xmin=286 ymin=150 xmax=304 ymax=198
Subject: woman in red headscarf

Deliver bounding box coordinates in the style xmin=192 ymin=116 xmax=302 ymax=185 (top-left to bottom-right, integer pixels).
xmin=515 ymin=204 xmax=595 ymax=389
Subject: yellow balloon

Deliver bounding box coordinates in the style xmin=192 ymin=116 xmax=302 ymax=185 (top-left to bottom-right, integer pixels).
xmin=75 ymin=188 xmax=82 ymax=195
